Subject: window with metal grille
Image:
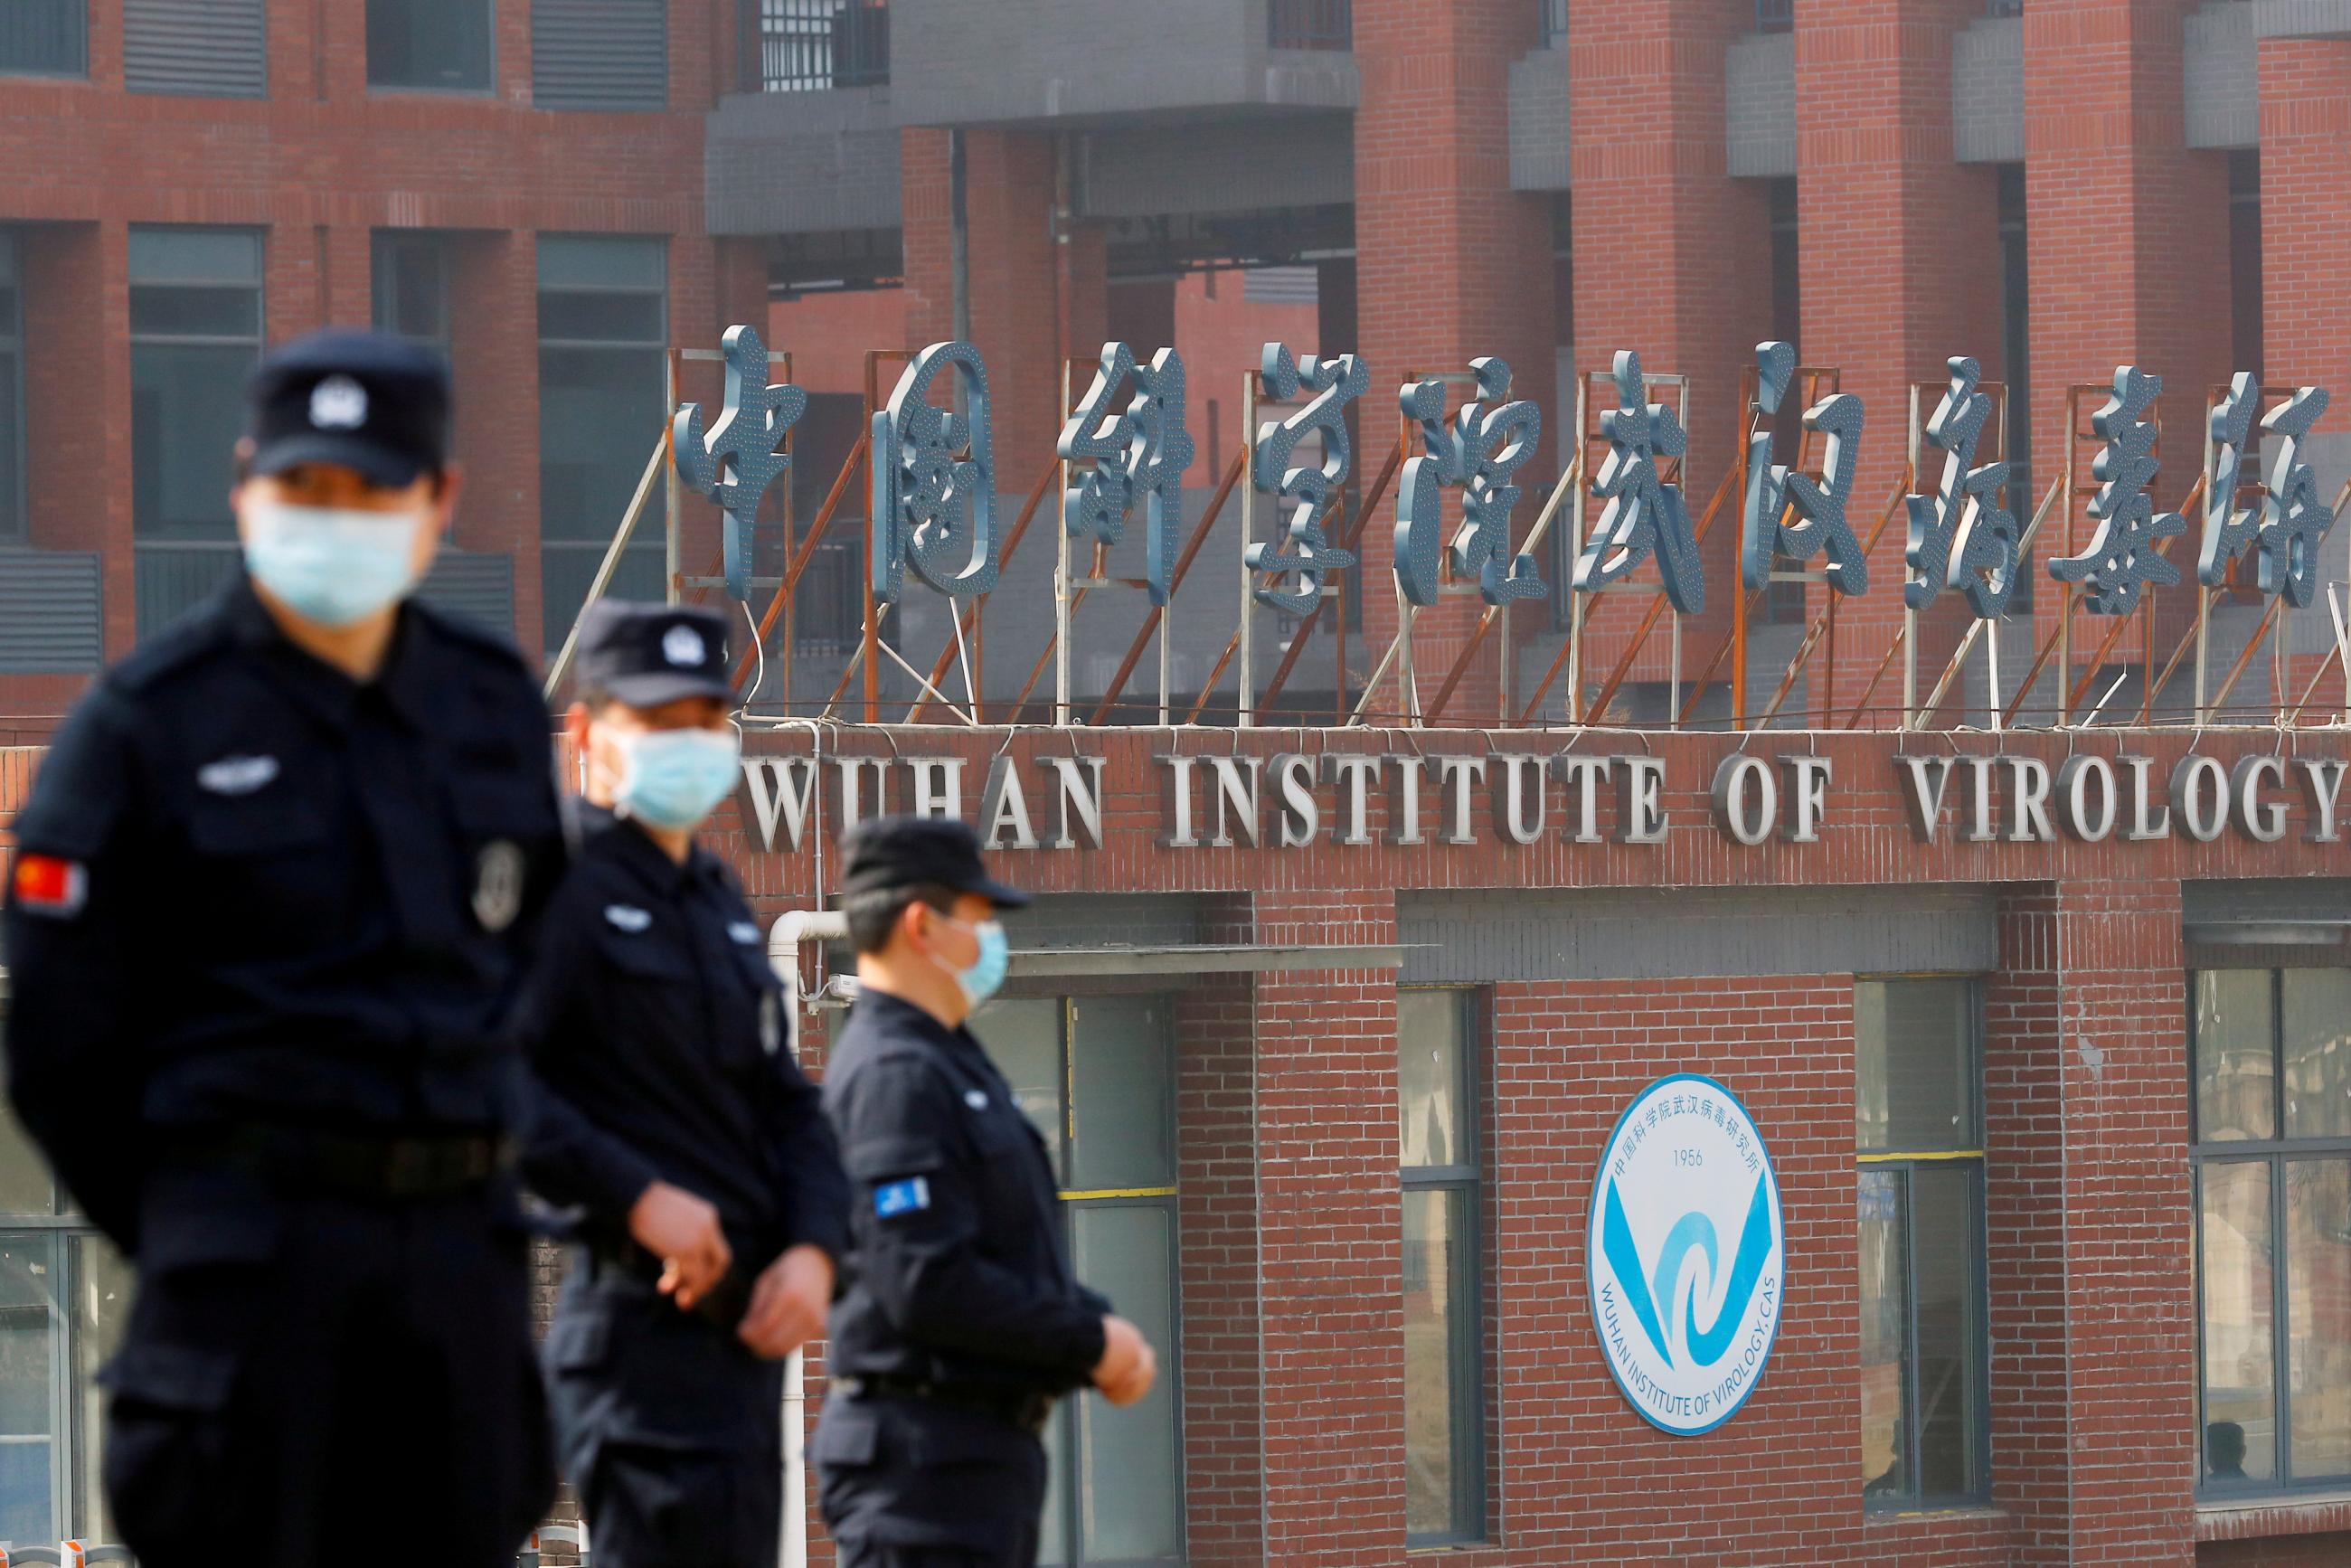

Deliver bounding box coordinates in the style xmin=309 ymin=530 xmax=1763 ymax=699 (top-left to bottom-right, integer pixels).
xmin=740 ymin=0 xmax=888 ymax=92
xmin=1855 ymin=977 xmax=1990 ymax=1509
xmin=1269 ymin=0 xmax=1350 ymax=51
xmin=537 ymin=234 xmax=668 ymax=653
xmin=1538 ymin=0 xmax=1566 ymax=46
xmin=1400 ymin=987 xmax=1485 ymax=1545
xmin=367 ymin=0 xmax=492 ymax=91
xmin=0 ymin=1 xmax=85 ymax=75
xmin=1756 ymin=0 xmax=1793 ymax=33
xmin=2192 ymin=968 xmax=2351 ymax=1495
xmin=976 ymin=996 xmax=1185 ymax=1568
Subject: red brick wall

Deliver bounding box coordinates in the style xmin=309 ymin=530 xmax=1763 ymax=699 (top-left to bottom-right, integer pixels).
xmin=2199 ymin=1534 xmax=2351 ymax=1567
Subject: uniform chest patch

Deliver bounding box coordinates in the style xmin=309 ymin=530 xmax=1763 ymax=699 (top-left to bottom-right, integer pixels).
xmin=11 ymin=854 xmax=87 ymax=919
xmin=473 ymin=841 xmax=525 ymax=933
xmin=196 ymin=754 xmax=279 ymax=796
xmin=729 ymin=921 xmax=762 ymax=945
xmin=873 ymin=1176 xmax=930 ymax=1219
xmin=963 ymin=1090 xmax=989 ymax=1110
xmin=603 ymin=903 xmax=653 ymax=933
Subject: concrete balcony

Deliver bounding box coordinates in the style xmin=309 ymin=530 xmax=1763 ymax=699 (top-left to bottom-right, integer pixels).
xmin=886 ymin=0 xmax=1356 ymax=129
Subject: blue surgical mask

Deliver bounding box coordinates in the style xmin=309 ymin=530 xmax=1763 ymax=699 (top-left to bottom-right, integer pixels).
xmin=242 ymin=501 xmax=424 ymax=627
xmin=932 ymin=912 xmax=1009 ymax=1008
xmin=613 ymin=726 xmax=741 ymax=830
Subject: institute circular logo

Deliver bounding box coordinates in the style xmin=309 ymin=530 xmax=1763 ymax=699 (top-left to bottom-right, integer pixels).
xmin=1587 ymin=1073 xmax=1785 ymax=1436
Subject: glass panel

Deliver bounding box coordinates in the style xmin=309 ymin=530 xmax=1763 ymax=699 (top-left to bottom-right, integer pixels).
xmin=2194 ymin=970 xmax=2276 ymax=1143
xmin=1070 ymin=996 xmax=1173 ymax=1191
xmin=2281 ymin=970 xmax=2351 ymax=1141
xmin=1858 ymin=1167 xmax=1909 ymax=1497
xmin=2200 ymin=1159 xmax=2277 ymax=1483
xmin=373 ymin=232 xmax=449 ymax=346
xmin=1855 ymin=978 xmax=1977 ymax=1153
xmin=366 ymin=0 xmax=492 ymax=90
xmin=133 ymin=345 xmax=254 ymax=539
xmin=0 ymin=1233 xmax=58 ymax=1544
xmin=129 ymin=285 xmax=263 ymax=340
xmin=1398 ymin=990 xmax=1468 ymax=1170
xmin=537 ymin=234 xmax=667 ymax=291
xmin=0 ymin=1103 xmax=52 ymax=1219
xmin=537 ymin=291 xmax=666 ymax=345
xmin=1912 ymin=1166 xmax=1982 ymax=1497
xmin=70 ymin=1234 xmax=130 ymax=1541
xmin=539 ymin=543 xmax=663 ymax=656
xmin=537 ymin=345 xmax=667 ymax=539
xmin=1073 ymin=1204 xmax=1180 ymax=1561
xmin=2286 ymin=1157 xmax=2351 ymax=1481
xmin=1402 ymin=1185 xmax=1470 ymax=1537
xmin=127 ymin=227 xmax=261 ymax=286
xmin=0 ymin=0 xmax=88 ymax=75
xmin=973 ymin=997 xmax=1065 ymax=1178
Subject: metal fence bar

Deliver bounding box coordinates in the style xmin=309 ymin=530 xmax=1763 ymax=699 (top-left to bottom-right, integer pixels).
xmin=742 ymin=0 xmax=890 ymax=92
xmin=1268 ymin=0 xmax=1351 ymax=50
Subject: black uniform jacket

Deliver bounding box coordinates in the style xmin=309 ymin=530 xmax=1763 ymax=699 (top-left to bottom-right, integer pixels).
xmin=520 ymin=805 xmax=848 ymax=1272
xmin=0 ymin=577 xmax=566 ymax=1248
xmin=823 ymin=989 xmax=1109 ymax=1396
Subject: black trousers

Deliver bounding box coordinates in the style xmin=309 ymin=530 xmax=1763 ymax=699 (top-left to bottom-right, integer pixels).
xmin=100 ymin=1171 xmax=553 ymax=1568
xmin=813 ymin=1393 xmax=1046 ymax=1568
xmin=835 ymin=1544 xmax=1034 ymax=1568
xmin=543 ymin=1262 xmax=787 ymax=1568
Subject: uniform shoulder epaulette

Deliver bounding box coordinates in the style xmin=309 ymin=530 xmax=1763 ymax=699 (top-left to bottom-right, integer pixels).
xmin=108 ymin=606 xmax=234 ymax=694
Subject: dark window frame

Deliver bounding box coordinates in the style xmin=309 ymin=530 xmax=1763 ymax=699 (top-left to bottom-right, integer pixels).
xmin=1399 ymin=985 xmax=1487 ymax=1548
xmin=0 ymin=229 xmax=24 ymax=540
xmin=2190 ymin=966 xmax=2351 ymax=1499
xmin=1855 ymin=973 xmax=1994 ymax=1513
xmin=0 ymin=0 xmax=89 ymax=78
xmin=364 ymin=0 xmax=496 ymax=93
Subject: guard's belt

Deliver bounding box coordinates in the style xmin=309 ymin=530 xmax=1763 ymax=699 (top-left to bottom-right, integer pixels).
xmin=835 ymin=1373 xmax=1056 ymax=1438
xmin=167 ymin=1125 xmax=510 ymax=1200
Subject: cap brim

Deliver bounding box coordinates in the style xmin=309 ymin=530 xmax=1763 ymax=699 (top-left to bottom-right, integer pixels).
xmin=600 ymin=670 xmax=737 ymax=707
xmin=250 ymin=432 xmax=428 ymax=489
xmin=960 ymin=874 xmax=1033 ymax=909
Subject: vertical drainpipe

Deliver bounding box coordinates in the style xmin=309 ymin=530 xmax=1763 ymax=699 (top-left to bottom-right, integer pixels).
xmin=949 ymin=128 xmax=971 ymax=350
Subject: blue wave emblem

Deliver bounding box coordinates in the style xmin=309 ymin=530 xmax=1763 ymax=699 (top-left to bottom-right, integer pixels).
xmin=1600 ymin=1171 xmax=1774 ymax=1370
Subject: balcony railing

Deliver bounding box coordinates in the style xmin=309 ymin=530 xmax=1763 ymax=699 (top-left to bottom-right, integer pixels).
xmin=1269 ymin=0 xmax=1350 ymax=50
xmin=1756 ymin=0 xmax=1792 ymax=32
xmin=1538 ymin=0 xmax=1567 ymax=46
xmin=739 ymin=0 xmax=889 ymax=93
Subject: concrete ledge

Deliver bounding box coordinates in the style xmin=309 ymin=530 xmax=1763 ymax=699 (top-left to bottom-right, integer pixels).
xmin=705 ymin=85 xmax=903 ymax=236
xmin=2195 ymin=1488 xmax=2351 ymax=1541
xmin=2252 ymin=0 xmax=2351 ymax=38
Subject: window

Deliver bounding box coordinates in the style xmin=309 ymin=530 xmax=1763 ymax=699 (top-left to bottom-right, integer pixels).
xmin=0 ymin=1067 xmax=131 ymax=1548
xmin=130 ymin=227 xmax=263 ymax=638
xmin=2192 ymin=968 xmax=2351 ymax=1494
xmin=1756 ymin=0 xmax=1793 ymax=32
xmin=373 ymin=231 xmax=451 ymax=353
xmin=0 ymin=1 xmax=85 ymax=75
xmin=975 ymin=996 xmax=1184 ymax=1566
xmin=1399 ymin=988 xmax=1482 ymax=1544
xmin=741 ymin=0 xmax=890 ymax=93
xmin=537 ymin=234 xmax=667 ymax=654
xmin=1855 ymin=977 xmax=1989 ymax=1507
xmin=367 ymin=0 xmax=491 ymax=90
xmin=0 ymin=231 xmax=22 ymax=539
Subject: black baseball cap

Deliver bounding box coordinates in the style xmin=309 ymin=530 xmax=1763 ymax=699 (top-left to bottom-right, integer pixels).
xmin=247 ymin=327 xmax=450 ymax=488
xmin=841 ymin=815 xmax=1033 ymax=909
xmin=575 ymin=600 xmax=735 ymax=707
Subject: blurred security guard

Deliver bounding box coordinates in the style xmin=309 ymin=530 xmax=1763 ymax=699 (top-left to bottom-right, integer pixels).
xmin=811 ymin=817 xmax=1158 ymax=1568
xmin=524 ymin=600 xmax=849 ymax=1568
xmin=0 ymin=328 xmax=561 ymax=1568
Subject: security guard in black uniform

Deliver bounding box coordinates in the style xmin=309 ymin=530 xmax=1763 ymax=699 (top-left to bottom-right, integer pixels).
xmin=811 ymin=817 xmax=1159 ymax=1568
xmin=1 ymin=328 xmax=561 ymax=1567
xmin=524 ymin=600 xmax=849 ymax=1568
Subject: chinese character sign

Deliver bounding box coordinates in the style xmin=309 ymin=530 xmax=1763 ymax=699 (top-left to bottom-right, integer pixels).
xmin=2198 ymin=372 xmax=2261 ymax=590
xmin=870 ymin=342 xmax=999 ymax=604
xmin=2256 ymin=384 xmax=2333 ymax=609
xmin=1393 ymin=357 xmax=1544 ymax=609
xmin=1057 ymin=341 xmax=1194 ymax=607
xmin=1903 ymin=356 xmax=2016 ymax=619
xmin=673 ymin=325 xmax=806 ymax=602
xmin=2047 ymin=365 xmax=2184 ymax=616
xmin=1247 ymin=344 xmax=1367 ymax=617
xmin=1575 ymin=350 xmax=1705 ymax=615
xmin=1740 ymin=341 xmax=1867 ymax=598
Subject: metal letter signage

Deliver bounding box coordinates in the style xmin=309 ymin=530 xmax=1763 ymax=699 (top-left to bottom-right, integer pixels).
xmin=1588 ymin=1074 xmax=1784 ymax=1436
xmin=2255 ymin=384 xmax=2333 ymax=608
xmin=1741 ymin=342 xmax=1867 ymax=597
xmin=2047 ymin=365 xmax=2185 ymax=615
xmin=870 ymin=342 xmax=999 ymax=603
xmin=1247 ymin=344 xmax=1368 ymax=616
xmin=2199 ymin=371 xmax=2262 ymax=589
xmin=673 ymin=325 xmax=806 ymax=602
xmin=1904 ymin=356 xmax=2017 ymax=618
xmin=1058 ymin=341 xmax=1194 ymax=606
xmin=1576 ymin=351 xmax=1706 ymax=614
xmin=1393 ymin=357 xmax=1545 ymax=608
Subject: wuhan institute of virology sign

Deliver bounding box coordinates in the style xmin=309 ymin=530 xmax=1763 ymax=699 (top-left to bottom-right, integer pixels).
xmin=1589 ymin=1074 xmax=1786 ymax=1436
